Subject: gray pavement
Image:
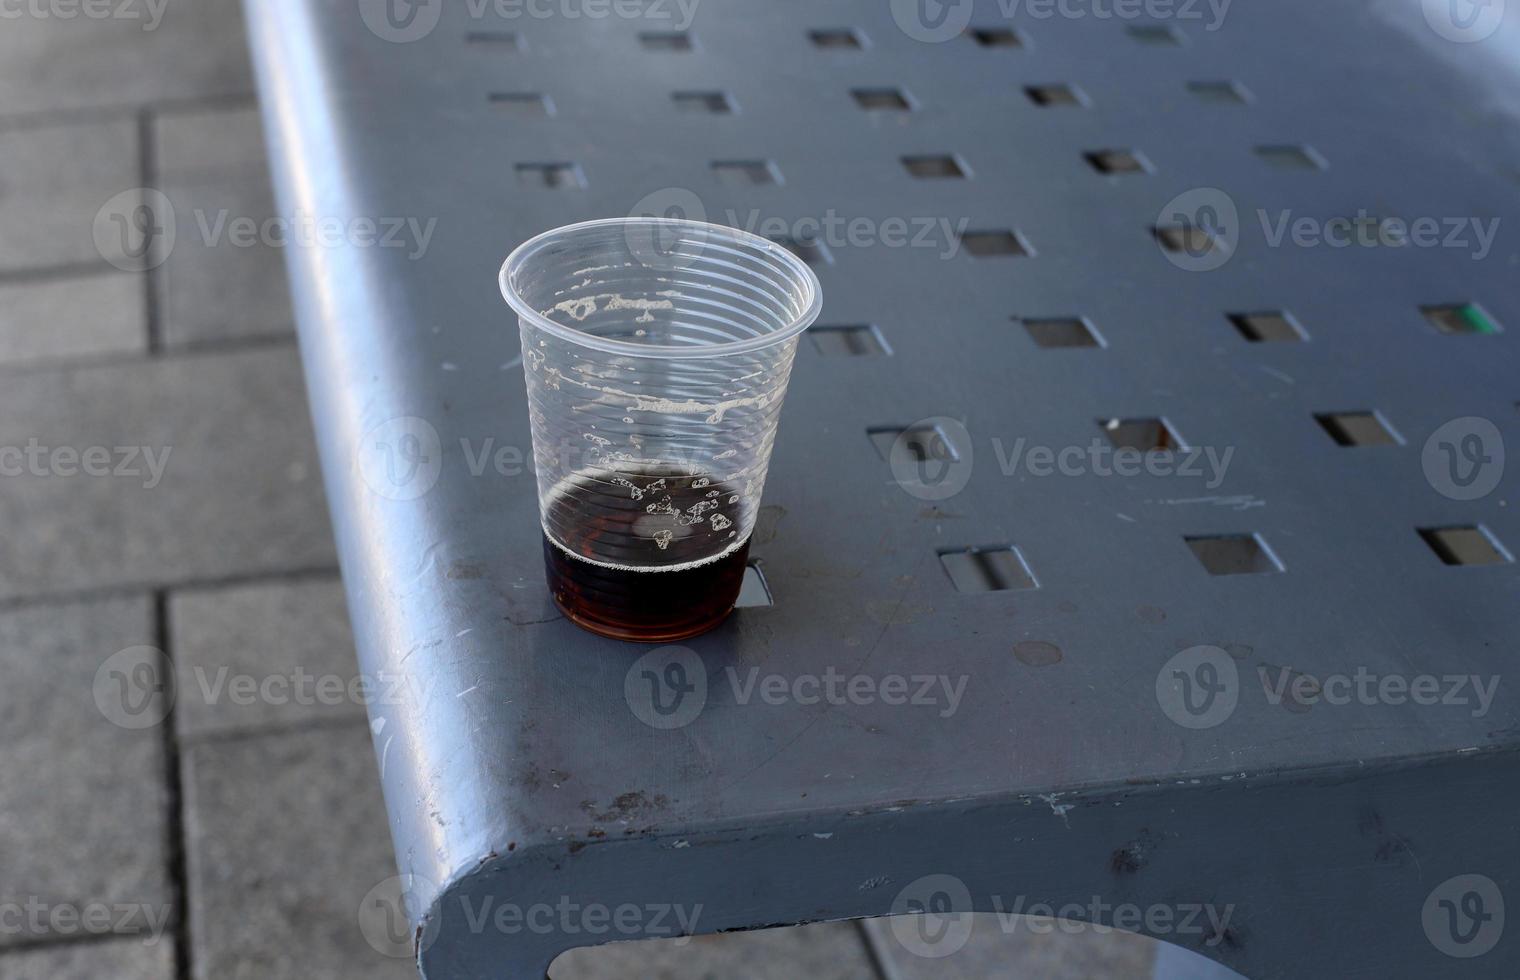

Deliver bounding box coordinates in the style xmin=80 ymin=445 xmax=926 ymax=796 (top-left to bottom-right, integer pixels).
xmin=0 ymin=2 xmax=1175 ymax=977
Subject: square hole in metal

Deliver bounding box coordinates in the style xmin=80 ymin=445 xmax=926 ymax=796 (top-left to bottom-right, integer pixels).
xmin=903 ymin=155 xmax=967 ymax=179
xmin=1188 ymin=80 xmax=1250 ymax=103
xmin=869 ymin=422 xmax=963 ymax=465
xmin=771 ymin=236 xmax=832 ymax=266
xmin=1022 ymin=317 xmax=1103 ymax=349
xmin=961 ymin=230 xmax=1030 ymax=258
xmin=1099 ymin=417 xmax=1183 ymax=452
xmin=488 ymin=92 xmax=552 ymax=117
xmin=1085 ymin=149 xmax=1151 ymax=174
xmin=712 ymin=160 xmax=780 ymax=186
xmin=1256 ymin=145 xmax=1325 ymax=170
xmin=970 ymin=27 xmax=1022 ymax=47
xmin=940 ymin=546 xmax=1039 ymax=593
xmin=736 ymin=563 xmax=774 ymax=607
xmin=810 ymin=28 xmax=865 ymax=49
xmin=673 ymin=91 xmax=734 ymax=114
xmin=514 ymin=163 xmax=584 ymax=189
xmin=810 ymin=324 xmax=891 ymax=357
xmin=1316 ymin=412 xmax=1401 ymax=447
xmin=1185 ymin=534 xmax=1283 ymax=576
xmin=1419 ymin=526 xmax=1512 ymax=566
xmin=1229 ymin=311 xmax=1307 ymax=342
xmin=852 ymin=88 xmax=913 ymax=112
xmin=466 ymin=31 xmax=521 ymax=48
xmin=1026 ymin=84 xmax=1087 ymax=107
xmin=1423 ymin=303 xmax=1502 ymax=335
xmin=1129 ymin=24 xmax=1184 ymax=44
xmin=1155 ymin=224 xmax=1220 ymax=257
xmin=640 ymin=31 xmax=692 ymax=51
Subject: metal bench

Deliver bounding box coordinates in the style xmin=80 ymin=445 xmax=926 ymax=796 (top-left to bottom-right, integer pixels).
xmin=246 ymin=1 xmax=1520 ymax=976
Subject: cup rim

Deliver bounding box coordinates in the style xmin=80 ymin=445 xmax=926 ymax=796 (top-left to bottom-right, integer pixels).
xmin=499 ymin=217 xmax=823 ymax=359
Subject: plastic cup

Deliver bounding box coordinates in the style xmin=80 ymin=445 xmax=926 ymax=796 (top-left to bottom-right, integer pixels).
xmin=500 ymin=218 xmax=822 ymax=641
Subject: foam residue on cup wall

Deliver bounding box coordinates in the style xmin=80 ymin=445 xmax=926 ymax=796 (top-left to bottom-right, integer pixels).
xmin=548 ymin=292 xmax=677 ymax=325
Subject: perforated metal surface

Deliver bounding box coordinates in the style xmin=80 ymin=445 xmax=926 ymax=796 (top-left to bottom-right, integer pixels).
xmin=246 ymin=2 xmax=1520 ymax=977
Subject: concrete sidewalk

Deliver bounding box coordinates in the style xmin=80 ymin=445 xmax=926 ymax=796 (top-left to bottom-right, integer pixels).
xmin=0 ymin=3 xmax=1171 ymax=977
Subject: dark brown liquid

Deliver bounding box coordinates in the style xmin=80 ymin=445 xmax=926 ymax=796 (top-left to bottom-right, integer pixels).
xmin=543 ymin=470 xmax=750 ymax=642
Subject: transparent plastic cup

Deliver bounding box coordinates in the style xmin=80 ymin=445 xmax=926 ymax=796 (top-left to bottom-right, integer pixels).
xmin=500 ymin=218 xmax=822 ymax=641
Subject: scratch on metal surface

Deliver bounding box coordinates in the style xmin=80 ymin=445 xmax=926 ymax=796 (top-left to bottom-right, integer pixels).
xmin=456 ymin=685 xmax=480 ymax=698
xmin=1259 ymin=365 xmax=1295 ymax=385
xmin=1153 ymin=494 xmax=1265 ymax=511
xmin=1038 ymin=793 xmax=1075 ymax=828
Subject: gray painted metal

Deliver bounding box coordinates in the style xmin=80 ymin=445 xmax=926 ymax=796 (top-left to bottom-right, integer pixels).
xmin=244 ymin=1 xmax=1520 ymax=977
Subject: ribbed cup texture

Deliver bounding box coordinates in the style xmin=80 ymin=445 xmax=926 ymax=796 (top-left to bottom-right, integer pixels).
xmin=505 ymin=221 xmax=816 ymax=571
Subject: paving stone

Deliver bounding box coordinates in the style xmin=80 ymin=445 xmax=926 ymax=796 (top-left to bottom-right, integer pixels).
xmin=184 ymin=723 xmax=417 ymax=980
xmin=0 ymin=597 xmax=170 ymax=948
xmin=0 ymin=344 xmax=334 ymax=601
xmin=0 ymin=937 xmax=175 ymax=980
xmin=0 ymin=0 xmax=251 ymax=116
xmin=550 ymin=921 xmax=879 ymax=979
xmin=0 ymin=271 xmax=146 ymax=367
xmin=0 ymin=118 xmax=138 ymax=273
xmin=156 ymin=105 xmax=294 ymax=346
xmin=171 ymin=576 xmax=360 ymax=739
xmin=865 ymin=914 xmax=1157 ymax=979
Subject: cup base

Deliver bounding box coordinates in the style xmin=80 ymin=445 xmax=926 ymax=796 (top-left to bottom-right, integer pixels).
xmin=550 ymin=593 xmax=737 ymax=643
xmin=542 ymin=532 xmax=751 ymax=644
